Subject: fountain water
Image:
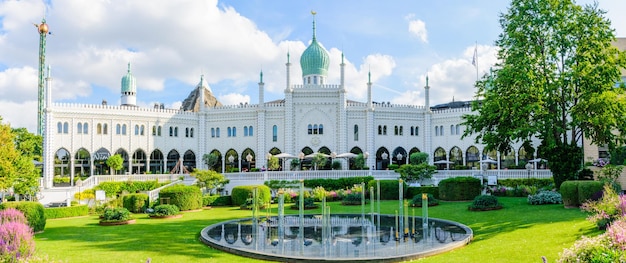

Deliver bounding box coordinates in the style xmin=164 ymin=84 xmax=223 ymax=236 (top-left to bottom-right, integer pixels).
xmin=200 ymin=181 xmax=472 ymax=262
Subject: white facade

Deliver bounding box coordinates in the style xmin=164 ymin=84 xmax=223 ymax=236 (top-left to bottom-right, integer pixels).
xmin=41 ymin=21 xmax=543 ymax=189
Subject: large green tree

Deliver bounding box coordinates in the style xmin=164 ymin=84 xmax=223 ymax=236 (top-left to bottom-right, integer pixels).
xmin=463 ymin=0 xmax=626 ymax=188
xmin=0 ymin=118 xmax=39 ymax=199
xmin=106 ymin=154 xmax=124 ymax=175
xmin=191 ymin=169 xmax=229 ymax=194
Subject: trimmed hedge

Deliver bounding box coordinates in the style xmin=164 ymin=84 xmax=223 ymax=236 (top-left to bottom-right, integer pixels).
xmin=498 ymin=178 xmax=554 ymax=189
xmin=469 ymin=195 xmax=502 ymax=210
xmin=366 ymin=180 xmax=406 ymax=200
xmin=95 ymin=180 xmax=166 ymax=197
xmin=150 ymin=204 xmax=180 ymax=216
xmin=159 ymin=185 xmax=202 ymax=211
xmin=304 ymin=176 xmax=374 ymax=191
xmin=0 ymin=201 xmax=46 ymax=232
xmin=406 ymin=186 xmax=439 ymax=199
xmin=231 ymin=185 xmax=271 ymax=206
xmin=202 ymin=195 xmax=232 ymax=206
xmin=44 ymin=205 xmax=89 ymax=219
xmin=559 ymin=180 xmax=604 ymax=207
xmin=122 ymin=193 xmax=150 ymax=213
xmin=438 ymin=176 xmax=481 ymax=201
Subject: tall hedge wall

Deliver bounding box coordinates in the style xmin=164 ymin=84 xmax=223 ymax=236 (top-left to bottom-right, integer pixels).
xmin=438 ymin=176 xmax=481 ymax=201
xmin=159 ymin=185 xmax=202 ymax=211
xmin=231 ymin=185 xmax=271 ymax=206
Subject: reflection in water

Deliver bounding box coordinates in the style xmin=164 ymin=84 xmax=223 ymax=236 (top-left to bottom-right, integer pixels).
xmin=200 ymin=214 xmax=472 ymax=261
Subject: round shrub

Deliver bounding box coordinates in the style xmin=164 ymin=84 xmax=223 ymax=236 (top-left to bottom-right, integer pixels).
xmin=231 ymin=185 xmax=271 ymax=206
xmin=291 ymin=197 xmax=317 ymax=209
xmin=577 ymin=181 xmax=604 ymax=204
xmin=122 ymin=193 xmax=150 ymax=213
xmin=438 ymin=177 xmax=481 ymax=201
xmin=469 ymin=195 xmax=502 ymax=211
xmin=559 ymin=181 xmax=579 ymax=207
xmin=406 ymin=186 xmax=439 ymax=199
xmin=159 ymin=185 xmax=202 ymax=211
xmin=410 ymin=193 xmax=439 ymax=207
xmin=150 ymin=204 xmax=180 ymax=217
xmin=341 ymin=193 xmax=367 ymax=205
xmin=101 ymin=207 xmax=132 ymax=222
xmin=0 ymin=201 xmax=46 ymax=232
xmin=527 ymin=191 xmax=563 ymax=205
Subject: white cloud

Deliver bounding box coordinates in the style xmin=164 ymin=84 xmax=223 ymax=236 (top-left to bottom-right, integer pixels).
xmin=408 ymin=19 xmax=428 ymax=43
xmin=219 ymin=93 xmax=251 ymax=106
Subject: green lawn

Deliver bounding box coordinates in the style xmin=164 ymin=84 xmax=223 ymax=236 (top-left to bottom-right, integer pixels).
xmin=34 ymin=197 xmax=599 ymax=263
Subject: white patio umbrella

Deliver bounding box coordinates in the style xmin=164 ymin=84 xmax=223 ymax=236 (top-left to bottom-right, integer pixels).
xmin=304 ymin=152 xmax=330 ymax=158
xmin=433 ymin=160 xmax=454 ymax=170
xmin=336 ymin=152 xmax=358 ymax=158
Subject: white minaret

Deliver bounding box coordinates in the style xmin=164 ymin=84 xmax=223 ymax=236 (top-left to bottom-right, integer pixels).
xmin=199 ymin=75 xmax=206 ymax=112
xmin=42 ymin=65 xmax=54 ymax=188
xmin=425 ymin=75 xmax=430 ymax=111
xmin=120 ymin=63 xmax=137 ymax=106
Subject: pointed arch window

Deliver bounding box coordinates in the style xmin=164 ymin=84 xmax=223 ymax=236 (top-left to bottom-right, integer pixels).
xmin=135 ymin=125 xmax=140 ymax=135
xmin=354 ymin=125 xmax=359 ymax=141
xmin=97 ymin=123 xmax=102 ymax=135
xmin=122 ymin=124 xmax=127 ymax=135
xmin=57 ymin=122 xmax=62 ymax=134
xmin=272 ymin=125 xmax=278 ymax=142
xmin=157 ymin=126 xmax=161 ymax=136
xmin=83 ymin=123 xmax=88 ymax=134
xmin=103 ymin=124 xmax=108 ymax=134
xmin=190 ymin=128 xmax=194 ymax=138
xmin=77 ymin=123 xmax=83 ymax=134
xmin=249 ymin=126 xmax=253 ymax=136
xmin=216 ymin=127 xmax=220 ymax=138
xmin=140 ymin=125 xmax=145 ymax=136
xmin=117 ymin=124 xmax=122 ymax=135
xmin=174 ymin=127 xmax=178 ymax=137
xmin=383 ymin=125 xmax=387 ymax=135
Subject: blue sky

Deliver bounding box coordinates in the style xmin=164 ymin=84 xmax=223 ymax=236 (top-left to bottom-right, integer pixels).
xmin=0 ymin=0 xmax=624 ymax=132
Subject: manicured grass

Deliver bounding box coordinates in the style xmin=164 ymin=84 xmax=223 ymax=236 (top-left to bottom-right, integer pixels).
xmin=35 ymin=197 xmax=599 ymax=263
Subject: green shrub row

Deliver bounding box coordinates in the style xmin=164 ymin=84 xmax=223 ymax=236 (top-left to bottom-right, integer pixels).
xmin=366 ymin=180 xmax=406 ymax=200
xmin=159 ymin=185 xmax=202 ymax=211
xmin=122 ymin=193 xmax=150 ymax=213
xmin=527 ymin=191 xmax=563 ymax=205
xmin=560 ymin=180 xmax=603 ymax=207
xmin=406 ymin=186 xmax=439 ymax=199
xmin=0 ymin=201 xmax=46 ymax=232
xmin=498 ymin=178 xmax=554 ymax=189
xmin=44 ymin=205 xmax=89 ymax=219
xmin=95 ymin=180 xmax=167 ymax=197
xmin=438 ymin=177 xmax=482 ymax=201
xmin=231 ymin=185 xmax=271 ymax=206
xmin=304 ymin=176 xmax=374 ymax=191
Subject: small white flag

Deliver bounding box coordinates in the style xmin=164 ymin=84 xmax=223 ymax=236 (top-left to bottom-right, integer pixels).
xmin=472 ymin=45 xmax=477 ymax=67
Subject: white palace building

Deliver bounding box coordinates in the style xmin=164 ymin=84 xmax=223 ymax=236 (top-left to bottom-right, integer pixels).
xmin=41 ymin=18 xmax=579 ymax=190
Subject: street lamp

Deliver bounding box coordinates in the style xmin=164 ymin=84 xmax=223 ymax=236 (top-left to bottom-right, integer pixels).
xmin=246 ymin=153 xmax=253 ymax=172
xmin=228 ymin=155 xmax=235 ymax=171
xmin=396 ymin=153 xmax=403 ymax=166
xmin=382 ymin=152 xmax=388 ymax=169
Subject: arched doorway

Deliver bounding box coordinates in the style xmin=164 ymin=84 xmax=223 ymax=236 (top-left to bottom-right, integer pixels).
xmin=115 ymin=148 xmax=129 ymax=174
xmin=376 ymin=147 xmax=390 ymax=170
xmin=433 ymin=147 xmax=446 ymax=170
xmin=167 ymin=150 xmax=180 ymax=173
xmin=392 ymin=147 xmax=407 ymax=166
xmin=225 ymin=149 xmax=239 ymax=172
xmin=74 ymin=148 xmax=91 ymax=179
xmin=148 ymin=150 xmax=162 ymax=174
xmin=93 ymin=148 xmax=111 ymax=175
xmin=183 ymin=150 xmax=196 ymax=172
xmin=449 ymin=146 xmax=463 ymax=170
xmin=241 ymin=148 xmax=255 ymax=172
xmin=133 ymin=149 xmax=147 ymax=174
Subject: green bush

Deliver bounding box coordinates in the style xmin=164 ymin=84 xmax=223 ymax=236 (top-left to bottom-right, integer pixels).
xmin=44 ymin=205 xmax=89 ymax=219
xmin=95 ymin=180 xmax=166 ymax=197
xmin=560 ymin=181 xmax=579 ymax=207
xmin=231 ymin=185 xmax=271 ymax=206
xmin=292 ymin=197 xmax=317 ymax=209
xmin=406 ymin=186 xmax=439 ymax=199
xmin=341 ymin=193 xmax=367 ymax=205
xmin=438 ymin=177 xmax=481 ymax=201
xmin=159 ymin=185 xmax=202 ymax=211
xmin=122 ymin=193 xmax=150 ymax=213
xmin=410 ymin=193 xmax=439 ymax=207
xmin=577 ymin=181 xmax=604 ymax=204
xmin=366 ymin=180 xmax=406 ymax=200
xmin=0 ymin=201 xmax=46 ymax=232
xmin=469 ymin=195 xmax=502 ymax=210
xmin=202 ymin=195 xmax=233 ymax=206
xmin=387 ymin=164 xmax=399 ymax=170
xmin=150 ymin=204 xmax=180 ymax=216
xmin=101 ymin=207 xmax=131 ymax=222
xmin=305 ymin=176 xmax=374 ymax=191
xmin=498 ymin=178 xmax=554 ymax=189
xmin=527 ymin=191 xmax=563 ymax=205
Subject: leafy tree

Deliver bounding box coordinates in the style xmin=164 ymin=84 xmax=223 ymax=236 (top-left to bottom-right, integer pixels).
xmin=0 ymin=118 xmax=38 ymax=200
xmin=202 ymin=153 xmax=219 ymax=171
xmin=354 ymin=153 xmax=365 ymax=170
xmin=267 ymin=156 xmax=279 ymax=171
xmin=462 ymin=0 xmax=626 ymax=189
xmin=191 ymin=169 xmax=229 ymax=194
xmin=290 ymin=158 xmax=300 ymax=170
xmin=396 ymin=163 xmax=437 ymax=184
xmin=313 ymin=154 xmax=327 ymax=170
xmin=12 ymin=127 xmax=43 ymax=162
xmin=106 ymin=154 xmax=124 ymax=175
xmin=410 ymin=152 xmax=428 ymax=165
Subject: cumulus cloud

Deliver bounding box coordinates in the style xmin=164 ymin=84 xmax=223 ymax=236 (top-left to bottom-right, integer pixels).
xmin=219 ymin=93 xmax=251 ymax=106
xmin=408 ymin=19 xmax=428 ymax=43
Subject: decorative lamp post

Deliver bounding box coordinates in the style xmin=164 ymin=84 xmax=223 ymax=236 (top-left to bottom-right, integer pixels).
xmin=246 ymin=153 xmax=253 ymax=172
xmin=382 ymin=152 xmax=388 ymax=169
xmin=228 ymin=155 xmax=235 ymax=171
xmin=396 ymin=153 xmax=403 ymax=166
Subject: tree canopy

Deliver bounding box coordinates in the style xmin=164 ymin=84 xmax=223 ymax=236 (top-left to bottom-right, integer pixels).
xmin=0 ymin=118 xmax=39 ymax=198
xmin=462 ymin=0 xmax=626 ymax=188
xmin=106 ymin=154 xmax=124 ymax=174
xmin=191 ymin=169 xmax=229 ymax=194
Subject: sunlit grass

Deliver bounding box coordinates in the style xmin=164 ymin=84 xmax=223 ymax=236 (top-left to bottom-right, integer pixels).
xmin=34 ymin=197 xmax=599 ymax=262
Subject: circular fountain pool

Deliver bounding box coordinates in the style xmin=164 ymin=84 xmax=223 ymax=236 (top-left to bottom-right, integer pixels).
xmin=200 ymin=214 xmax=472 ymax=262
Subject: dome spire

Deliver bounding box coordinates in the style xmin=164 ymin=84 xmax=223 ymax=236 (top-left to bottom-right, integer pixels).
xmin=311 ymin=10 xmax=317 ymax=41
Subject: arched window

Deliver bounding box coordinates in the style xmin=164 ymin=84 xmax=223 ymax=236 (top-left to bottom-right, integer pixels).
xmin=190 ymin=128 xmax=194 ymax=138
xmin=103 ymin=124 xmax=108 ymax=134
xmin=383 ymin=125 xmax=387 ymax=135
xmin=244 ymin=126 xmax=248 ymax=137
xmin=169 ymin=126 xmax=173 ymax=137
xmin=410 ymin=126 xmax=414 ymax=136
xmin=156 ymin=126 xmax=161 ymax=136
xmin=140 ymin=125 xmax=145 ymax=136
xmin=450 ymin=125 xmax=455 ymax=135
xmin=415 ymin=126 xmax=419 ymax=136
xmin=399 ymin=126 xmax=403 ymax=136
xmin=378 ymin=125 xmax=382 ymax=135
xmin=185 ymin=127 xmax=189 ymax=137
xmin=456 ymin=124 xmax=460 ymax=135
xmin=313 ymin=76 xmax=317 ymax=84
xmin=313 ymin=124 xmax=318 ymax=134
xmin=319 ymin=124 xmax=323 ymax=134
xmin=122 ymin=124 xmax=127 ymax=135
xmin=394 ymin=126 xmax=398 ymax=135
xmin=77 ymin=123 xmax=83 ymax=134
xmin=97 ymin=123 xmax=102 ymax=134
xmin=435 ymin=126 xmax=439 ymax=136
xmin=232 ymin=127 xmax=236 ymax=137
xmin=135 ymin=125 xmax=139 ymax=135
xmin=227 ymin=127 xmax=232 ymax=137
xmin=117 ymin=124 xmax=122 ymax=135
xmin=83 ymin=123 xmax=88 ymax=134
xmin=57 ymin=122 xmax=62 ymax=133
xmin=308 ymin=124 xmax=313 ymax=135
xmin=211 ymin=128 xmax=215 ymax=138
xmin=249 ymin=126 xmax=253 ymax=136
xmin=216 ymin=127 xmax=220 ymax=138
xmin=174 ymin=127 xmax=178 ymax=137
xmin=152 ymin=126 xmax=156 ymax=136
xmin=272 ymin=125 xmax=278 ymax=142
xmin=354 ymin=125 xmax=359 ymax=141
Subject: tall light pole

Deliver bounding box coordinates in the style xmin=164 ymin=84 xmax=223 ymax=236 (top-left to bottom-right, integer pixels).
xmin=36 ymin=19 xmax=50 ymax=136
